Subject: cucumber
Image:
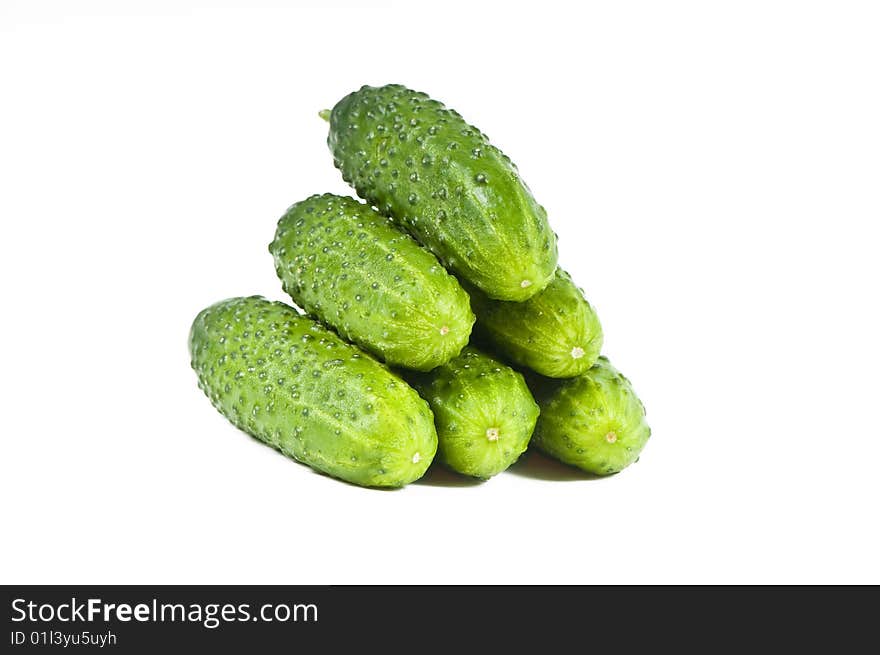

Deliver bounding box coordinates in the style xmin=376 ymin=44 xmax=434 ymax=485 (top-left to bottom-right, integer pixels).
xmin=469 ymin=269 xmax=603 ymax=378
xmin=189 ymin=296 xmax=437 ymax=487
xmin=527 ymin=357 xmax=650 ymax=475
xmin=269 ymin=193 xmax=474 ymax=371
xmin=404 ymin=346 xmax=539 ymax=479
xmin=326 ymin=84 xmax=558 ymax=301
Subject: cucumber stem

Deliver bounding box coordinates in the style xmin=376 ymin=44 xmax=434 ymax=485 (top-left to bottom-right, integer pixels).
xmin=318 ymin=109 xmax=331 ymax=122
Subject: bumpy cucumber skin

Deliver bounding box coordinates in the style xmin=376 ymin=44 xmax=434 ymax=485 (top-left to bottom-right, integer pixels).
xmin=270 ymin=194 xmax=474 ymax=372
xmin=189 ymin=296 xmax=437 ymax=487
xmin=405 ymin=346 xmax=539 ymax=479
xmin=528 ymin=357 xmax=650 ymax=475
xmin=470 ymin=269 xmax=603 ymax=378
xmin=327 ymin=84 xmax=558 ymax=301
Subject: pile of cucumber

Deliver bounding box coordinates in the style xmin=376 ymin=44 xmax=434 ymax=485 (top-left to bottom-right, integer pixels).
xmin=190 ymin=84 xmax=650 ymax=487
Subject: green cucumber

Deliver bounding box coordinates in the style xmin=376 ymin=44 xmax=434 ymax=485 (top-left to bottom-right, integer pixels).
xmin=189 ymin=296 xmax=437 ymax=487
xmin=269 ymin=193 xmax=474 ymax=371
xmin=470 ymin=269 xmax=603 ymax=378
xmin=404 ymin=346 xmax=539 ymax=479
xmin=528 ymin=357 xmax=650 ymax=475
xmin=326 ymin=84 xmax=558 ymax=301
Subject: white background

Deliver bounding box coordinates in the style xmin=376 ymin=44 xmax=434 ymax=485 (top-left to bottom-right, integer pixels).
xmin=2 ymin=0 xmax=878 ymax=584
